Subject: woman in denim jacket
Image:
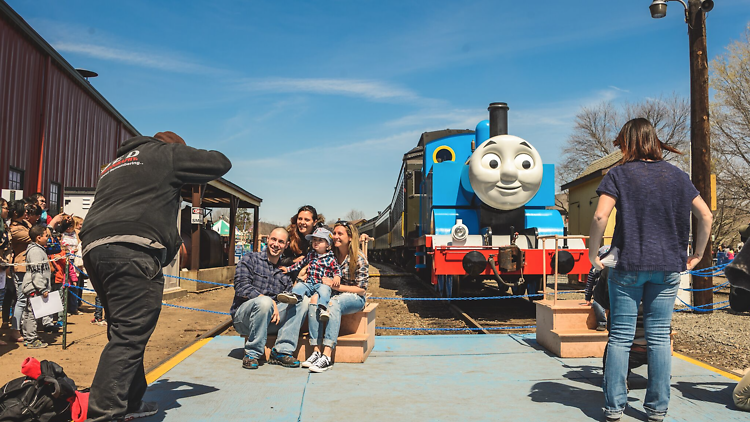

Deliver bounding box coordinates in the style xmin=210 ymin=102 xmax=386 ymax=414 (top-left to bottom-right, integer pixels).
xmin=588 ymin=118 xmax=713 ymax=422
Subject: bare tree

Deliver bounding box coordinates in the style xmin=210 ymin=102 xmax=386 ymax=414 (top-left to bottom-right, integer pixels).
xmin=710 ymin=24 xmax=750 ymax=246
xmin=344 ymin=209 xmax=366 ymax=221
xmin=558 ymin=94 xmax=690 ymax=187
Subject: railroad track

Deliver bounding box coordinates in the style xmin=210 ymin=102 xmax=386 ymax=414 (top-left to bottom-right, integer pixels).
xmin=371 ymin=262 xmax=537 ymax=335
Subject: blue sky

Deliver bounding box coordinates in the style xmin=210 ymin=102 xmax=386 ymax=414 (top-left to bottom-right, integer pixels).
xmin=8 ymin=0 xmax=750 ymax=224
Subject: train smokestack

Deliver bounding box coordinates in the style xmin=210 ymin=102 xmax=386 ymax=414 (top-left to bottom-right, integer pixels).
xmin=488 ymin=102 xmax=509 ymax=137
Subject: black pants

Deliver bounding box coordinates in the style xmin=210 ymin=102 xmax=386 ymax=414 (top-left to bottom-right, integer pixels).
xmin=83 ymin=243 xmax=164 ymax=422
xmin=2 ymin=272 xmax=15 ymax=323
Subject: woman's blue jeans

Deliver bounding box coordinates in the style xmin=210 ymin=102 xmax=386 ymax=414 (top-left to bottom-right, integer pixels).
xmin=308 ymin=293 xmax=365 ymax=349
xmin=604 ymin=269 xmax=680 ymax=420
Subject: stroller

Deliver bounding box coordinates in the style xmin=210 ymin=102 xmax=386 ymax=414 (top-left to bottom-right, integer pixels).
xmin=595 ymin=267 xmax=650 ymax=387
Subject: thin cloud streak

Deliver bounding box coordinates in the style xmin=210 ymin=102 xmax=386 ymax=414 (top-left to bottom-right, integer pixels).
xmin=240 ymin=77 xmax=421 ymax=102
xmin=52 ymin=41 xmax=222 ymax=74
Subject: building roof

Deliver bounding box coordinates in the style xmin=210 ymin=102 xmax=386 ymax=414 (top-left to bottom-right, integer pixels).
xmin=560 ymin=150 xmax=622 ymax=191
xmin=1 ymin=0 xmax=140 ymax=137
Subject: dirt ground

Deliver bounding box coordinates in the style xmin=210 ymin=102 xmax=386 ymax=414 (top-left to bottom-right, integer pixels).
xmin=0 ymin=287 xmax=234 ymax=388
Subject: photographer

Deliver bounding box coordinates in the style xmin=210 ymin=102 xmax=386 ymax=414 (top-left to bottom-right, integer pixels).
xmin=80 ymin=131 xmax=230 ymax=422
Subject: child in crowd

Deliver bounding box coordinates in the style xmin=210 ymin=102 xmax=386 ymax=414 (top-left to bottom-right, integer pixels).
xmin=278 ymin=227 xmax=341 ymax=321
xmin=585 ymin=245 xmax=611 ymax=331
xmin=60 ymin=217 xmax=81 ymax=315
xmin=21 ymin=225 xmax=52 ymax=348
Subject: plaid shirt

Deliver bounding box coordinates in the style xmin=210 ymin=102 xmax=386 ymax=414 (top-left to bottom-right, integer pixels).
xmin=338 ymin=253 xmax=369 ymax=291
xmin=288 ymin=250 xmax=341 ymax=284
xmin=230 ymin=251 xmax=292 ymax=315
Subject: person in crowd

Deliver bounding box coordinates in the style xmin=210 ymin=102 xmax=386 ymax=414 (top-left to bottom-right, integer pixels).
xmin=281 ymin=205 xmax=323 ymax=267
xmin=59 ymin=216 xmax=81 ymax=315
xmin=278 ymin=227 xmax=341 ymax=320
xmin=79 ymin=131 xmax=231 ymax=422
xmin=8 ymin=200 xmax=33 ymax=343
xmin=24 ymin=203 xmax=42 ymax=226
xmin=0 ymin=198 xmax=12 ymax=345
xmin=585 ymin=245 xmax=610 ymax=331
xmin=20 ymin=225 xmax=52 ymax=349
xmin=728 ymin=249 xmax=736 ymax=261
xmin=231 ymin=227 xmax=310 ymax=370
xmin=588 ymin=118 xmax=712 ymax=422
xmin=304 ymin=221 xmax=369 ymax=373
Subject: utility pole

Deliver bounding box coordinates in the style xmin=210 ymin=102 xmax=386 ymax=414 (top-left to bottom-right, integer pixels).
xmin=687 ymin=0 xmax=713 ymax=310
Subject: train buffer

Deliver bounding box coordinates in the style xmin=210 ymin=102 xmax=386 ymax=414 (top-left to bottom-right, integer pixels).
xmin=143 ymin=332 xmax=743 ymax=421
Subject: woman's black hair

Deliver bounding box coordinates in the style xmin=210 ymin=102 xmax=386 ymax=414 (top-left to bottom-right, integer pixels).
xmin=8 ymin=200 xmax=26 ymax=219
xmin=25 ymin=203 xmax=42 ymax=216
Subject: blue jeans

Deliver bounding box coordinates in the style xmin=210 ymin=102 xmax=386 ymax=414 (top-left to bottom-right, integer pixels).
xmin=232 ymin=295 xmax=310 ymax=359
xmin=592 ymin=300 xmax=607 ymax=326
xmin=292 ymin=281 xmax=332 ymax=309
xmin=604 ymin=269 xmax=679 ymax=420
xmin=308 ymin=293 xmax=366 ymax=349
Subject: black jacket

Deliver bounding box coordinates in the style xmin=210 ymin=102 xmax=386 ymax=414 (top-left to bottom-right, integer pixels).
xmin=80 ymin=136 xmax=231 ymax=263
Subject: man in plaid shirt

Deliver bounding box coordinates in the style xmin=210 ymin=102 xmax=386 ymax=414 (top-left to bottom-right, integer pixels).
xmin=278 ymin=227 xmax=341 ymax=321
xmin=230 ymin=227 xmax=311 ymax=370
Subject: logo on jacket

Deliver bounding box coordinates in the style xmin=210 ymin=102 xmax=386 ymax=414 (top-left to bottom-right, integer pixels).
xmin=100 ymin=150 xmax=143 ymax=178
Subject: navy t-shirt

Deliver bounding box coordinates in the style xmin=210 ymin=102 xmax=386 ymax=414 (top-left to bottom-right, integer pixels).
xmin=597 ymin=160 xmax=699 ymax=272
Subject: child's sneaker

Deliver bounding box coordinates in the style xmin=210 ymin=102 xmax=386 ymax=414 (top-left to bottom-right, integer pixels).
xmin=301 ymin=351 xmax=322 ymax=368
xmin=91 ymin=318 xmax=107 ymax=326
xmin=277 ymin=292 xmax=299 ymax=305
xmin=319 ymin=308 xmax=330 ymax=322
xmin=309 ymin=354 xmax=333 ymax=373
xmin=27 ymin=339 xmax=48 ymax=349
xmin=596 ymin=323 xmax=607 ymax=331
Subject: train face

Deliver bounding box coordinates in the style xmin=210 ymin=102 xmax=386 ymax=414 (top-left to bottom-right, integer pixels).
xmin=362 ymin=102 xmax=591 ymax=298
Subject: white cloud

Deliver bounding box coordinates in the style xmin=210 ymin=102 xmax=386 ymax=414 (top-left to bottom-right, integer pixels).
xmin=239 ymin=77 xmax=420 ymax=102
xmin=53 ymin=41 xmax=220 ymax=74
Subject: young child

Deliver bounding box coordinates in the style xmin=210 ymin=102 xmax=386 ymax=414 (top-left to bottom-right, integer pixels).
xmin=278 ymin=227 xmax=341 ymax=321
xmin=21 ymin=225 xmax=52 ymax=349
xmin=585 ymin=245 xmax=611 ymax=331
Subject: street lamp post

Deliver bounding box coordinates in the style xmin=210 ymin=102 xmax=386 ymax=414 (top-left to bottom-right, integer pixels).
xmin=650 ymin=0 xmax=714 ymax=311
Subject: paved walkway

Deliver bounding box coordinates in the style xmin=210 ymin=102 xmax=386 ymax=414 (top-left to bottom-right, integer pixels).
xmin=143 ymin=334 xmax=744 ymax=421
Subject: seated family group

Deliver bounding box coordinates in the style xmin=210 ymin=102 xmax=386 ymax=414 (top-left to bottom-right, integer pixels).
xmin=230 ymin=205 xmax=369 ymax=373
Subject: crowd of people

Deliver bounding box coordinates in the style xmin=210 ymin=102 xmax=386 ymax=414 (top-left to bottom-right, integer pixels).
xmin=0 ymin=194 xmax=99 ymax=348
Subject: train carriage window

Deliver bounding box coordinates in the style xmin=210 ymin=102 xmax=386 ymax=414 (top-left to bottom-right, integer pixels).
xmin=413 ymin=171 xmax=423 ymax=195
xmin=433 ymin=146 xmax=455 ymax=163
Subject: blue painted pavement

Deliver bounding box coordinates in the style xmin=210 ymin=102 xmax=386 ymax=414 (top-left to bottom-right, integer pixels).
xmin=142 ymin=335 xmax=744 ymax=421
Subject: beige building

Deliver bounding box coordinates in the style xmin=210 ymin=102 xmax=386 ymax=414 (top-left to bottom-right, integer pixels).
xmin=561 ymin=151 xmax=622 ymax=245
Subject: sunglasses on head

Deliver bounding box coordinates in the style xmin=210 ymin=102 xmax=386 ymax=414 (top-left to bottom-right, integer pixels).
xmin=335 ymin=220 xmax=351 ymax=228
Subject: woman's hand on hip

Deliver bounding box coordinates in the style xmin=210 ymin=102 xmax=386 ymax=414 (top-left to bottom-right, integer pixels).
xmin=590 ymin=256 xmax=603 ymax=271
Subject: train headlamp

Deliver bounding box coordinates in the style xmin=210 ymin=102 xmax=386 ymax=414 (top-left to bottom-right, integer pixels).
xmin=451 ymin=219 xmax=469 ymax=242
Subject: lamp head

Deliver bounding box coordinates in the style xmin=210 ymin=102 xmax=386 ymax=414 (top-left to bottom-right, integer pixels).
xmin=701 ymin=0 xmax=714 ymax=12
xmin=650 ymin=0 xmax=668 ymax=18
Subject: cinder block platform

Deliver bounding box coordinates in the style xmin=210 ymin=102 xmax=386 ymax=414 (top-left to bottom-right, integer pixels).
xmin=144 ymin=334 xmax=745 ymax=422
xmin=536 ymin=299 xmax=609 ymax=358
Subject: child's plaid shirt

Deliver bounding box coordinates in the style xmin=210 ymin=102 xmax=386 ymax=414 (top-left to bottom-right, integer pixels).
xmin=288 ymin=250 xmax=342 ymax=284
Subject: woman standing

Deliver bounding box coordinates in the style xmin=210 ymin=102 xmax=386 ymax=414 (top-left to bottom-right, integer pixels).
xmin=8 ymin=200 xmax=33 ymax=343
xmin=303 ymin=221 xmax=368 ymax=373
xmin=588 ymin=118 xmax=712 ymax=422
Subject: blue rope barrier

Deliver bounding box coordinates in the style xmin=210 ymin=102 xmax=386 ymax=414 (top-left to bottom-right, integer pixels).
xmin=376 ymin=325 xmax=537 ymax=331
xmin=679 ymin=281 xmax=730 ymax=292
xmin=68 ymin=290 xmax=103 ymax=309
xmin=163 ymin=274 xmax=232 ymax=287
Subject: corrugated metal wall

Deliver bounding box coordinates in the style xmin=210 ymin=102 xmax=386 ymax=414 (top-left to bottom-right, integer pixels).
xmin=0 ymin=11 xmax=136 ymax=203
xmin=0 ymin=13 xmax=44 ymax=194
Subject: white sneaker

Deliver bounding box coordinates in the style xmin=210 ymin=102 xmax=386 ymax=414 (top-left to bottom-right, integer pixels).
xmin=309 ymin=354 xmax=333 ymax=373
xmin=277 ymin=292 xmax=299 ymax=305
xmin=319 ymin=309 xmax=330 ymax=322
xmin=301 ymin=350 xmax=322 ymax=368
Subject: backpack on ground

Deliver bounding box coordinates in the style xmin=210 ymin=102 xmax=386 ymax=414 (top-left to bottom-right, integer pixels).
xmin=0 ymin=360 xmax=77 ymax=422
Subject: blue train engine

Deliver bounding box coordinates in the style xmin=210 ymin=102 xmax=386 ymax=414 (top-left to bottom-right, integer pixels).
xmin=361 ymin=102 xmax=591 ymax=298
